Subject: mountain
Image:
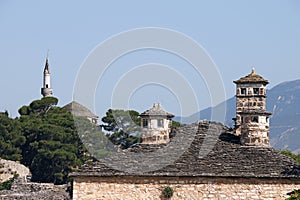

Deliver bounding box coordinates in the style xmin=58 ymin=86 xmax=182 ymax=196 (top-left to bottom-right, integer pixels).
xmin=267 ymin=79 xmax=300 ymax=153
xmin=174 ymin=79 xmax=300 ymax=154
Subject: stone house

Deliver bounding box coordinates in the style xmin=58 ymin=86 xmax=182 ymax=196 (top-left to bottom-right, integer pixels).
xmin=70 ymin=70 xmax=300 ymax=199
xmin=71 ymin=122 xmax=300 ymax=199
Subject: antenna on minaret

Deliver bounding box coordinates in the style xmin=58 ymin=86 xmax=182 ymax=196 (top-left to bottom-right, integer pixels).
xmin=46 ymin=49 xmax=49 ymax=60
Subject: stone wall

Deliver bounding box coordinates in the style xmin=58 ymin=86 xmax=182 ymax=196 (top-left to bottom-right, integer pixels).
xmin=0 ymin=177 xmax=70 ymax=199
xmin=73 ymin=176 xmax=300 ymax=200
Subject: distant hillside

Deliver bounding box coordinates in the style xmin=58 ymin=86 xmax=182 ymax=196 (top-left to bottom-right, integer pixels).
xmin=175 ymin=79 xmax=300 ymax=154
xmin=267 ymin=79 xmax=300 ymax=153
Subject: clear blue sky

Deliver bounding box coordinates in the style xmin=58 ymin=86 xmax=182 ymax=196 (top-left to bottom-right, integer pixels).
xmin=0 ymin=0 xmax=300 ymax=118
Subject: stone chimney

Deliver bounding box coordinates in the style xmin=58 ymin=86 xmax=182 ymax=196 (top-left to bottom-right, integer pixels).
xmin=233 ymin=69 xmax=272 ymax=147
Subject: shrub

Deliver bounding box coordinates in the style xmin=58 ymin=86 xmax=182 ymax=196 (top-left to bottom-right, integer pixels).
xmin=162 ymin=186 xmax=174 ymax=198
xmin=286 ymin=189 xmax=300 ymax=200
xmin=0 ymin=178 xmax=14 ymax=190
xmin=281 ymin=150 xmax=300 ymax=163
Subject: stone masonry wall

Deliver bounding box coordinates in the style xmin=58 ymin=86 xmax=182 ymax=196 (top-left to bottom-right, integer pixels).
xmin=73 ymin=177 xmax=300 ymax=200
xmin=0 ymin=177 xmax=69 ymax=199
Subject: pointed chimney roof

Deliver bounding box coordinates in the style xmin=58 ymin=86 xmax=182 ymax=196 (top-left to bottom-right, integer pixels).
xmin=140 ymin=102 xmax=174 ymax=118
xmin=233 ymin=68 xmax=269 ymax=84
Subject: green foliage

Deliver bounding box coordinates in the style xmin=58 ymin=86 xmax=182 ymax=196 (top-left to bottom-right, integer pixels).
xmin=0 ymin=113 xmax=25 ymax=161
xmin=108 ymin=130 xmax=141 ymax=149
xmin=102 ymin=109 xmax=142 ymax=149
xmin=162 ymin=186 xmax=174 ymax=198
xmin=75 ymin=117 xmax=111 ymax=159
xmin=18 ymin=97 xmax=58 ymax=116
xmin=286 ymin=189 xmax=300 ymax=200
xmin=0 ymin=173 xmax=19 ymax=190
xmin=0 ymin=178 xmax=14 ymax=190
xmin=171 ymin=120 xmax=180 ymax=128
xmin=281 ymin=150 xmax=300 ymax=163
xmin=0 ymin=97 xmax=91 ymax=184
xmin=18 ymin=97 xmax=88 ymax=184
xmin=102 ymin=109 xmax=141 ymax=132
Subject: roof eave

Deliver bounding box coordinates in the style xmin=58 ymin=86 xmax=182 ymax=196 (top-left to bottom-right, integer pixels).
xmin=233 ymin=80 xmax=269 ymax=84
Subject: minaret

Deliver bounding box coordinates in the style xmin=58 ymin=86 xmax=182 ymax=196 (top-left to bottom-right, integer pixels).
xmin=233 ymin=68 xmax=272 ymax=146
xmin=41 ymin=57 xmax=53 ymax=97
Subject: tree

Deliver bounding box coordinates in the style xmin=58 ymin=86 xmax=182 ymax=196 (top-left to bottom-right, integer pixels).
xmin=171 ymin=120 xmax=181 ymax=128
xmin=18 ymin=97 xmax=58 ymax=116
xmin=18 ymin=97 xmax=88 ymax=184
xmin=281 ymin=150 xmax=300 ymax=163
xmin=0 ymin=112 xmax=25 ymax=161
xmin=75 ymin=116 xmax=112 ymax=159
xmin=101 ymin=109 xmax=141 ymax=148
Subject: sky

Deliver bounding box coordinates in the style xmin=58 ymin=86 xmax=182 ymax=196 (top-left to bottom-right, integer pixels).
xmin=0 ymin=0 xmax=300 ymax=119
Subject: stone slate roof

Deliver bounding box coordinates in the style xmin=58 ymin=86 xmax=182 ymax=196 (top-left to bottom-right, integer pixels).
xmin=63 ymin=101 xmax=98 ymax=118
xmin=71 ymin=121 xmax=300 ymax=178
xmin=140 ymin=103 xmax=174 ymax=118
xmin=234 ymin=69 xmax=269 ymax=84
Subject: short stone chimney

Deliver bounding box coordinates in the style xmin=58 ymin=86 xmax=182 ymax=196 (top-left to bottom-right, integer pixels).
xmin=140 ymin=103 xmax=174 ymax=144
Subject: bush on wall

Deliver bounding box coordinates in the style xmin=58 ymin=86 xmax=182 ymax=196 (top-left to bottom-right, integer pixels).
xmin=162 ymin=186 xmax=174 ymax=198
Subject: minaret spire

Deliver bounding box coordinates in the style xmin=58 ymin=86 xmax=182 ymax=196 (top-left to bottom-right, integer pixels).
xmin=44 ymin=49 xmax=50 ymax=73
xmin=41 ymin=53 xmax=53 ymax=97
xmin=44 ymin=57 xmax=50 ymax=73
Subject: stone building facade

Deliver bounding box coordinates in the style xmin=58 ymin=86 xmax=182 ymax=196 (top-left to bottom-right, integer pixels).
xmin=71 ymin=122 xmax=300 ymax=200
xmin=140 ymin=103 xmax=174 ymax=144
xmin=71 ymin=70 xmax=300 ymax=199
xmin=233 ymin=69 xmax=272 ymax=146
xmin=73 ymin=176 xmax=300 ymax=200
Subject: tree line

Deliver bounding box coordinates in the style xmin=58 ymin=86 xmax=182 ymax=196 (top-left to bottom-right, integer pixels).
xmin=0 ymin=97 xmax=92 ymax=184
xmin=0 ymin=97 xmax=180 ymax=184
